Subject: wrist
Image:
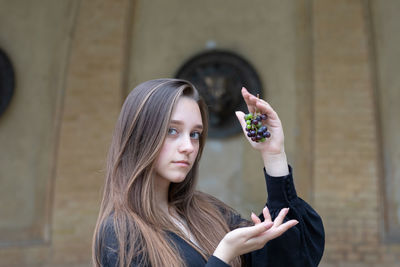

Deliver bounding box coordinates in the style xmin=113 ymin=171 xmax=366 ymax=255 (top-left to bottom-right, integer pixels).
xmin=213 ymin=239 xmax=234 ymax=265
xmin=262 ymin=151 xmax=289 ymax=177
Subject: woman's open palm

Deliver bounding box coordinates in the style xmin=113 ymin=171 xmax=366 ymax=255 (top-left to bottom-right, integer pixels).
xmin=213 ymin=207 xmax=298 ymax=264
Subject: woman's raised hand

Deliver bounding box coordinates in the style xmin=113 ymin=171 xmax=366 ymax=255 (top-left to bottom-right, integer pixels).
xmin=235 ymin=87 xmax=285 ymax=155
xmin=213 ymin=207 xmax=298 ymax=264
xmin=235 ymin=87 xmax=289 ymax=176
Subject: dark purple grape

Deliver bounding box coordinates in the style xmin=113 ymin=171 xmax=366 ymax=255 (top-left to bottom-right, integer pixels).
xmin=244 ymin=112 xmax=270 ymax=143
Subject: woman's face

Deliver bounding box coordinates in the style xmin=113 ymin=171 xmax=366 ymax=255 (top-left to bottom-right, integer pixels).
xmin=154 ymin=97 xmax=203 ymax=185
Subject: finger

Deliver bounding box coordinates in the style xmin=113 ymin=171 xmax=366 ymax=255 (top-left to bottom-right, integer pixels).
xmin=244 ymin=219 xmax=295 ymax=249
xmin=251 ymin=212 xmax=261 ymax=225
xmin=273 ymin=208 xmax=289 ymax=227
xmin=242 ymin=87 xmax=279 ymax=122
xmin=242 ymin=86 xmax=260 ymax=101
xmin=242 ymin=221 xmax=273 ymax=239
xmin=235 ymin=111 xmax=249 ymax=136
xmin=254 ymin=98 xmax=279 ymax=121
xmin=241 ymin=87 xmax=256 ymax=114
xmin=263 ymin=207 xmax=272 ymax=223
xmin=274 ymin=220 xmax=299 ymax=238
xmin=235 ymin=111 xmax=246 ymax=127
xmin=255 ymin=219 xmax=298 ymax=244
xmin=244 ymin=233 xmax=270 ymax=249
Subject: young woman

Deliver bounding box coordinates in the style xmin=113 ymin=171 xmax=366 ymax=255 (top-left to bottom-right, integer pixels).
xmin=92 ymin=78 xmax=324 ymax=267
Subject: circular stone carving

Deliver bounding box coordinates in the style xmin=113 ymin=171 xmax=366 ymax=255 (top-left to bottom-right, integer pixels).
xmin=176 ymin=50 xmax=263 ymax=138
xmin=0 ymin=48 xmax=15 ymax=117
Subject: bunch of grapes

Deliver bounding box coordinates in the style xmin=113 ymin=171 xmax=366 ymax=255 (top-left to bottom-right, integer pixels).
xmin=244 ymin=112 xmax=271 ymax=143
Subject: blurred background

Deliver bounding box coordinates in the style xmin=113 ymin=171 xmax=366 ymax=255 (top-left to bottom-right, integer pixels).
xmin=0 ymin=0 xmax=399 ymax=266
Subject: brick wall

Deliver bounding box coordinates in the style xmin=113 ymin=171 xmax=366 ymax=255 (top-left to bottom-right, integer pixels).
xmin=313 ymin=1 xmax=400 ymax=266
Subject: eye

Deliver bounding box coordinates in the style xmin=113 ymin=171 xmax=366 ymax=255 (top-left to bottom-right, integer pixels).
xmin=168 ymin=128 xmax=178 ymax=136
xmin=190 ymin=131 xmax=202 ymax=140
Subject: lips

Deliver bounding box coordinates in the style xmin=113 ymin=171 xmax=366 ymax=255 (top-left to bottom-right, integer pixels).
xmin=173 ymin=160 xmax=190 ymax=166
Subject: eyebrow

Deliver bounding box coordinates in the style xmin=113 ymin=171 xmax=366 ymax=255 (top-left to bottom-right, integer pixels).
xmin=170 ymin=120 xmax=203 ymax=130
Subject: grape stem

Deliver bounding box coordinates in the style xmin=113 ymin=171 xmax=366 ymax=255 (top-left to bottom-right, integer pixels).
xmin=255 ymin=94 xmax=260 ymax=115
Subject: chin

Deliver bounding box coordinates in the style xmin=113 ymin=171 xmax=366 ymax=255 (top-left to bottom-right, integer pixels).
xmin=168 ymin=172 xmax=188 ymax=184
xmin=156 ymin=168 xmax=190 ymax=184
xmin=170 ymin=176 xmax=187 ymax=184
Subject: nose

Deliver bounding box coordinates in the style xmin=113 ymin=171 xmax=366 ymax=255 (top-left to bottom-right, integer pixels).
xmin=178 ymin=134 xmax=195 ymax=154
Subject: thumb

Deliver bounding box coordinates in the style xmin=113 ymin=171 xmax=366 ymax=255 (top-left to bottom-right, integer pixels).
xmin=235 ymin=111 xmax=247 ymax=133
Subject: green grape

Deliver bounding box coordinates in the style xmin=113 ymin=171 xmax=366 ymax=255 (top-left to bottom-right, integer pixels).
xmin=244 ymin=112 xmax=270 ymax=143
xmin=244 ymin=113 xmax=253 ymax=120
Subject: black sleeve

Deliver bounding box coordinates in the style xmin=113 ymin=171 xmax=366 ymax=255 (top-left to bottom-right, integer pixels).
xmin=205 ymin=256 xmax=231 ymax=267
xmin=226 ymin=166 xmax=324 ymax=267
xmin=245 ymin=165 xmax=325 ymax=267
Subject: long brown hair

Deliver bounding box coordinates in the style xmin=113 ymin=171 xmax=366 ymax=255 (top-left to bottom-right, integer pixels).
xmin=92 ymin=78 xmax=244 ymax=267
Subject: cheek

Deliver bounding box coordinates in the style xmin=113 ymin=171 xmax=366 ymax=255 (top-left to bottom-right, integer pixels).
xmin=156 ymin=141 xmax=172 ymax=165
xmin=192 ymin=142 xmax=200 ymax=158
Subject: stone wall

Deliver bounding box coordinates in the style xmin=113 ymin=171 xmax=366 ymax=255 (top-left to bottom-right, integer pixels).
xmin=0 ymin=0 xmax=78 ymax=247
xmin=0 ymin=0 xmax=400 ymax=266
xmin=313 ymin=1 xmax=400 ymax=265
xmin=0 ymin=0 xmax=130 ymax=266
